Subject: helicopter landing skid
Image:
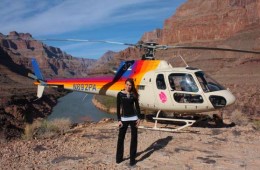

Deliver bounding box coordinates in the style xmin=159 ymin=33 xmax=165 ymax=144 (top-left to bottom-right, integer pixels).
xmin=138 ymin=110 xmax=197 ymax=132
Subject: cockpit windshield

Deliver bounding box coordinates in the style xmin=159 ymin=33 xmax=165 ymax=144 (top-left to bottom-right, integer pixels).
xmin=168 ymin=73 xmax=199 ymax=92
xmin=195 ymin=71 xmax=225 ymax=92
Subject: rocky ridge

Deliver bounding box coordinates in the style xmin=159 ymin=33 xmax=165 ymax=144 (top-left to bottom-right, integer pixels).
xmin=0 ymin=31 xmax=97 ymax=140
xmin=142 ymin=0 xmax=260 ymax=45
xmin=165 ymin=0 xmax=260 ymax=44
xmin=87 ymin=50 xmax=118 ymax=75
xmin=0 ymin=31 xmax=96 ymax=78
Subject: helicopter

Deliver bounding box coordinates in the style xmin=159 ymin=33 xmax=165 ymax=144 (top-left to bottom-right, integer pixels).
xmin=18 ymin=38 xmax=259 ymax=131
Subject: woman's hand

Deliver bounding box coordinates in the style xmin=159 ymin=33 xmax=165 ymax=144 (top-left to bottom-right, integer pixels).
xmin=136 ymin=119 xmax=140 ymax=127
xmin=118 ymin=121 xmax=123 ymax=128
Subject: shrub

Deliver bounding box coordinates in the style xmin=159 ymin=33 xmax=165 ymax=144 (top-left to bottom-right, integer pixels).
xmin=50 ymin=118 xmax=71 ymax=134
xmin=95 ymin=95 xmax=116 ymax=109
xmin=230 ymin=110 xmax=249 ymax=126
xmin=22 ymin=119 xmax=42 ymax=140
xmin=253 ymin=120 xmax=260 ymax=131
xmin=22 ymin=118 xmax=71 ymax=140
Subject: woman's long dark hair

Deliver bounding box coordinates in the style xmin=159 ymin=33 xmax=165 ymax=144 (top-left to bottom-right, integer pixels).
xmin=125 ymin=78 xmax=139 ymax=100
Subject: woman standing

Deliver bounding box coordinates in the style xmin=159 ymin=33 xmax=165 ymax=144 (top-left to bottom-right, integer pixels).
xmin=116 ymin=78 xmax=141 ymax=166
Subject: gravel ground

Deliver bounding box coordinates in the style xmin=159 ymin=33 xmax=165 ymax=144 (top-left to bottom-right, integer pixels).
xmin=0 ymin=120 xmax=259 ymax=170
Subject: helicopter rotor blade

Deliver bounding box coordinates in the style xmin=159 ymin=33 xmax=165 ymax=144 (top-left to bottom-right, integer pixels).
xmin=164 ymin=45 xmax=260 ymax=54
xmin=41 ymin=38 xmax=136 ymax=46
xmin=4 ymin=37 xmax=136 ymax=46
xmin=4 ymin=36 xmax=260 ymax=54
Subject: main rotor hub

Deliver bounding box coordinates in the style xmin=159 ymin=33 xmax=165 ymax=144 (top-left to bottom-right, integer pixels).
xmin=139 ymin=42 xmax=158 ymax=60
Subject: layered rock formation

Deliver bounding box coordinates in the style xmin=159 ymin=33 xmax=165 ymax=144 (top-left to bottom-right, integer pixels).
xmin=165 ymin=0 xmax=260 ymax=44
xmin=0 ymin=31 xmax=96 ymax=78
xmin=141 ymin=29 xmax=163 ymax=43
xmin=0 ymin=32 xmax=96 ymax=140
xmin=87 ymin=50 xmax=118 ymax=75
xmin=0 ymin=57 xmax=66 ymax=140
xmin=142 ymin=0 xmax=260 ymax=46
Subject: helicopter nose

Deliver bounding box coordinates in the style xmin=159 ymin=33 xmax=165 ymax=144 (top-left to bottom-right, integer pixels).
xmin=208 ymin=90 xmax=236 ymax=109
xmin=225 ymin=89 xmax=236 ymax=106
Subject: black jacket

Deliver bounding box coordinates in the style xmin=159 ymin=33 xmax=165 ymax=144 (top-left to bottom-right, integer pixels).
xmin=117 ymin=91 xmax=141 ymax=121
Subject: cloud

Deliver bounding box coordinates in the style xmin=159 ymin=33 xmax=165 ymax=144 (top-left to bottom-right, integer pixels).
xmin=0 ymin=0 xmax=185 ymax=58
xmin=0 ymin=0 xmax=177 ymax=36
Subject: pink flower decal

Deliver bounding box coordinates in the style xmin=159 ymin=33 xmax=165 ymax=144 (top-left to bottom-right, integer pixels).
xmin=159 ymin=92 xmax=167 ymax=103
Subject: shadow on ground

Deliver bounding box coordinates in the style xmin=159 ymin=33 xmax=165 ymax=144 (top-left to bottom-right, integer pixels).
xmin=136 ymin=136 xmax=173 ymax=162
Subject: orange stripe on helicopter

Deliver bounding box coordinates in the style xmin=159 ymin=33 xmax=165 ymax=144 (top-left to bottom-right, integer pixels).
xmin=35 ymin=60 xmax=160 ymax=92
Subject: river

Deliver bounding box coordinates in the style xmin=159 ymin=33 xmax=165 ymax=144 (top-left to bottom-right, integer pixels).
xmin=48 ymin=92 xmax=116 ymax=123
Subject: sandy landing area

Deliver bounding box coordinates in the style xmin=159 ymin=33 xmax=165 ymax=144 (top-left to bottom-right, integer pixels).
xmin=0 ymin=120 xmax=259 ymax=170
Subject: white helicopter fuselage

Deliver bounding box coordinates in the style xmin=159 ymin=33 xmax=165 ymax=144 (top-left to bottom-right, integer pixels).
xmin=33 ymin=59 xmax=236 ymax=114
xmin=137 ymin=61 xmax=236 ymax=113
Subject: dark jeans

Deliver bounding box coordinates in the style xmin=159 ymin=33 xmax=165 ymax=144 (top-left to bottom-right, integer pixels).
xmin=116 ymin=120 xmax=138 ymax=162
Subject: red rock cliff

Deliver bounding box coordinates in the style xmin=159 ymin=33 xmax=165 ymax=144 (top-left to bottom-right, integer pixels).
xmin=0 ymin=31 xmax=96 ymax=78
xmin=142 ymin=0 xmax=260 ymax=45
xmin=0 ymin=32 xmax=96 ymax=140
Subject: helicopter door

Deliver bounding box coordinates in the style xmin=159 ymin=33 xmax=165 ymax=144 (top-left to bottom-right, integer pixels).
xmin=154 ymin=73 xmax=172 ymax=109
xmin=167 ymin=73 xmax=205 ymax=112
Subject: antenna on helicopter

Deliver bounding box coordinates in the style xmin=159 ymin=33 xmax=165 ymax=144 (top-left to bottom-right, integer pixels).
xmin=179 ymin=55 xmax=189 ymax=67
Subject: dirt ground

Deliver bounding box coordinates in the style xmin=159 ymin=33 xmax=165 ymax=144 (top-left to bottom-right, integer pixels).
xmin=0 ymin=119 xmax=259 ymax=170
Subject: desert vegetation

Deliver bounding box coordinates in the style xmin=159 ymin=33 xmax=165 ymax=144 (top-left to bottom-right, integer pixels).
xmin=253 ymin=120 xmax=260 ymax=131
xmin=230 ymin=109 xmax=249 ymax=126
xmin=93 ymin=95 xmax=116 ymax=113
xmin=22 ymin=118 xmax=71 ymax=140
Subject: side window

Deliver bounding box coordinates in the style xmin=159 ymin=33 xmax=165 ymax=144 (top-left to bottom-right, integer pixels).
xmin=174 ymin=93 xmax=203 ymax=103
xmin=156 ymin=74 xmax=166 ymax=90
xmin=168 ymin=73 xmax=198 ymax=92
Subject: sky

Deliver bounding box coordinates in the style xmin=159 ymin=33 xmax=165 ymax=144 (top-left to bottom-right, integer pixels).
xmin=0 ymin=0 xmax=186 ymax=59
